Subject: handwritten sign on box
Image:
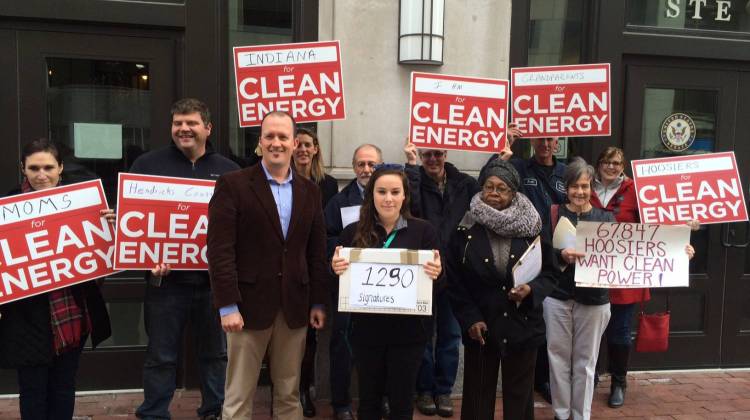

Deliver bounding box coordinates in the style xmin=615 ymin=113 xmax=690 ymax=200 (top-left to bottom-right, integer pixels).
xmin=409 ymin=72 xmax=509 ymax=154
xmin=114 ymin=173 xmax=215 ymax=271
xmin=574 ymin=221 xmax=690 ymax=288
xmin=631 ymin=152 xmax=748 ymax=225
xmin=338 ymin=247 xmax=433 ymax=315
xmin=511 ymin=63 xmax=611 ymax=138
xmin=233 ymin=40 xmax=346 ymax=127
xmin=0 ymin=180 xmax=117 ymax=306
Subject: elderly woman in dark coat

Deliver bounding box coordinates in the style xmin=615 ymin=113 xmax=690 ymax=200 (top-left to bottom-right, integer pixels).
xmin=447 ymin=159 xmax=557 ymax=420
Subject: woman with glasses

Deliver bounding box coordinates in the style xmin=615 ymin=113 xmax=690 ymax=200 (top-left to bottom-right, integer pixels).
xmin=0 ymin=139 xmax=112 ymax=420
xmin=292 ymin=127 xmax=338 ymax=417
xmin=447 ymin=159 xmax=556 ymax=419
xmin=590 ymin=147 xmax=641 ymax=408
xmin=331 ymin=165 xmax=443 ymax=420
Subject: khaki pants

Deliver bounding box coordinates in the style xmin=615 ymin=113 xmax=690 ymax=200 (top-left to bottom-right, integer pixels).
xmin=544 ymin=298 xmax=610 ymax=420
xmin=222 ymin=310 xmax=307 ymax=420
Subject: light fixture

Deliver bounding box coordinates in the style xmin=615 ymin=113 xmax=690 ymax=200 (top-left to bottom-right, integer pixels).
xmin=399 ymin=0 xmax=444 ymax=65
xmin=141 ymin=75 xmax=148 ymax=81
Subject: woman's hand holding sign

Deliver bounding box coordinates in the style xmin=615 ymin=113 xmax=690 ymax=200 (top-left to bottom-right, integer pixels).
xmin=332 ymin=246 xmax=349 ymax=275
xmin=423 ymin=249 xmax=441 ymax=281
xmin=561 ymin=248 xmax=585 ymax=265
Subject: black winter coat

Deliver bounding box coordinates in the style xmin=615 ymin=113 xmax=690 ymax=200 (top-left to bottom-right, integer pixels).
xmin=447 ymin=218 xmax=557 ymax=356
xmin=337 ymin=217 xmax=442 ymax=346
xmin=0 ymin=185 xmax=111 ymax=368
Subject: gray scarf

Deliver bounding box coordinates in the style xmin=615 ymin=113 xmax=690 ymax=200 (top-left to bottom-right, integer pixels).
xmin=468 ymin=192 xmax=542 ymax=238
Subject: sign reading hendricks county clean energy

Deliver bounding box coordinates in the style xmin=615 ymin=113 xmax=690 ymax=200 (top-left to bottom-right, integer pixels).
xmin=233 ymin=40 xmax=346 ymax=127
xmin=631 ymin=152 xmax=748 ymax=225
xmin=0 ymin=180 xmax=116 ymax=306
xmin=511 ymin=63 xmax=611 ymax=138
xmin=409 ymin=72 xmax=509 ymax=154
xmin=574 ymin=221 xmax=691 ymax=288
xmin=114 ymin=173 xmax=215 ymax=270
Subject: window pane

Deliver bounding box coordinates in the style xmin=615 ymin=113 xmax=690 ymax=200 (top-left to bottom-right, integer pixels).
xmin=527 ymin=0 xmax=583 ymax=66
xmin=46 ymin=58 xmax=151 ymax=203
xmin=228 ymin=0 xmax=293 ymax=165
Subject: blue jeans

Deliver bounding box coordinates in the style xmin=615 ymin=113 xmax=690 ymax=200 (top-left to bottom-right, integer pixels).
xmin=17 ymin=343 xmax=84 ymax=420
xmin=416 ymin=290 xmax=461 ymax=396
xmin=605 ymin=303 xmax=636 ymax=346
xmin=136 ymin=280 xmax=227 ymax=419
xmin=329 ymin=290 xmax=353 ymax=412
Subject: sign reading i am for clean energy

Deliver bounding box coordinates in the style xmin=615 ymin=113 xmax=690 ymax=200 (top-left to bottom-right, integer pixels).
xmin=511 ymin=63 xmax=611 ymax=138
xmin=409 ymin=72 xmax=509 ymax=154
xmin=631 ymin=152 xmax=748 ymax=225
xmin=233 ymin=40 xmax=346 ymax=127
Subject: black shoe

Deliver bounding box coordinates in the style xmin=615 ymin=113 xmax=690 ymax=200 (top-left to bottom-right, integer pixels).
xmin=301 ymin=388 xmax=316 ymax=417
xmin=435 ymin=394 xmax=454 ymax=417
xmin=415 ymin=393 xmax=436 ymax=416
xmin=382 ymin=397 xmax=391 ymax=419
xmin=200 ymin=414 xmax=221 ymax=420
xmin=608 ymin=384 xmax=625 ymax=408
xmin=335 ymin=409 xmax=355 ymax=420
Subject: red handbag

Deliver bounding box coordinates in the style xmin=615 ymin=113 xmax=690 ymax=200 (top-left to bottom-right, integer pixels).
xmin=635 ymin=292 xmax=670 ymax=353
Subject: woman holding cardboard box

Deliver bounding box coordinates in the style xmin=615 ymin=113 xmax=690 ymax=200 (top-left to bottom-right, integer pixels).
xmin=331 ymin=165 xmax=442 ymax=420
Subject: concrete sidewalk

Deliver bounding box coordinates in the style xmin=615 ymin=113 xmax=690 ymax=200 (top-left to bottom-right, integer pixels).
xmin=1 ymin=370 xmax=750 ymax=419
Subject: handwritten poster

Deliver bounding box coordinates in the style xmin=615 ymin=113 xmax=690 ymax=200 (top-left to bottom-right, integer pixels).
xmin=574 ymin=221 xmax=690 ymax=288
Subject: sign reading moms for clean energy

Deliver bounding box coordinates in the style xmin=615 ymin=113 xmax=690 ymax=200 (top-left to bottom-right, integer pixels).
xmin=409 ymin=72 xmax=509 ymax=154
xmin=631 ymin=152 xmax=748 ymax=225
xmin=0 ymin=180 xmax=116 ymax=306
xmin=233 ymin=40 xmax=346 ymax=127
xmin=511 ymin=63 xmax=611 ymax=138
xmin=114 ymin=173 xmax=215 ymax=270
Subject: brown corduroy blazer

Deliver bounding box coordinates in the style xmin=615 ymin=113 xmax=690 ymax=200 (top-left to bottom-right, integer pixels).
xmin=207 ymin=163 xmax=329 ymax=330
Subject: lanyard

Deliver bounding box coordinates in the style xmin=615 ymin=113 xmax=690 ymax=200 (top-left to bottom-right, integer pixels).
xmin=382 ymin=230 xmax=398 ymax=249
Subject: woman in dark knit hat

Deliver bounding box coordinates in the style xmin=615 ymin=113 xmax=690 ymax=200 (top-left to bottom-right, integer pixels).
xmin=447 ymin=159 xmax=557 ymax=419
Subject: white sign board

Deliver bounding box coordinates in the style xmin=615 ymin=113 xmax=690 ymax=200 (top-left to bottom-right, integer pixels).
xmin=338 ymin=247 xmax=433 ymax=315
xmin=574 ymin=221 xmax=691 ymax=288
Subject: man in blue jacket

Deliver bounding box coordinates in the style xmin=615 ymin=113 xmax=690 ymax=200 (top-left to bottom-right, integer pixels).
xmin=132 ymin=98 xmax=240 ymax=420
xmin=323 ymin=143 xmax=382 ymax=420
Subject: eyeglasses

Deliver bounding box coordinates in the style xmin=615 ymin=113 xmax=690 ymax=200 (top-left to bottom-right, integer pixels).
xmin=483 ymin=184 xmax=513 ymax=195
xmin=374 ymin=163 xmax=405 ymax=172
xmin=600 ymin=160 xmax=623 ymax=167
xmin=419 ymin=151 xmax=445 ymax=159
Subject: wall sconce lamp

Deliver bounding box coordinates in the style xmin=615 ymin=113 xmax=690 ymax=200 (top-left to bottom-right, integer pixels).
xmin=399 ymin=0 xmax=445 ymax=65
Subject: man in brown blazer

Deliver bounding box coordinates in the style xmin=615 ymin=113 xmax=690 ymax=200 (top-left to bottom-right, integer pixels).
xmin=207 ymin=111 xmax=328 ymax=419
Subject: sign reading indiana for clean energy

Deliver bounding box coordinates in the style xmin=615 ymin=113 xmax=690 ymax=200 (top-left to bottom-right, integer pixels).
xmin=233 ymin=40 xmax=346 ymax=127
xmin=409 ymin=72 xmax=509 ymax=154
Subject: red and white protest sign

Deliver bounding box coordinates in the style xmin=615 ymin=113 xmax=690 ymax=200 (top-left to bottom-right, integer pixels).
xmin=511 ymin=63 xmax=611 ymax=138
xmin=631 ymin=152 xmax=748 ymax=225
xmin=233 ymin=40 xmax=346 ymax=127
xmin=114 ymin=174 xmax=215 ymax=270
xmin=0 ymin=180 xmax=116 ymax=306
xmin=409 ymin=72 xmax=509 ymax=154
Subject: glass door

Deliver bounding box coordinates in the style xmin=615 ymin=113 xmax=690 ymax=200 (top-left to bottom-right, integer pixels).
xmin=0 ymin=29 xmax=176 ymax=391
xmin=623 ymin=61 xmax=745 ymax=369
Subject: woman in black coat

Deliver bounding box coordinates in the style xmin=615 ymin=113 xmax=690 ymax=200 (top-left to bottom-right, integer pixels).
xmin=331 ymin=166 xmax=443 ymax=420
xmin=447 ymin=159 xmax=556 ymax=420
xmin=0 ymin=139 xmax=112 ymax=420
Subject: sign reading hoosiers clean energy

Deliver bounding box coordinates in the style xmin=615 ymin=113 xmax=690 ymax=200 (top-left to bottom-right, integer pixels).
xmin=409 ymin=72 xmax=509 ymax=154
xmin=114 ymin=173 xmax=215 ymax=270
xmin=233 ymin=40 xmax=346 ymax=127
xmin=0 ymin=180 xmax=116 ymax=306
xmin=631 ymin=152 xmax=748 ymax=225
xmin=511 ymin=63 xmax=611 ymax=138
